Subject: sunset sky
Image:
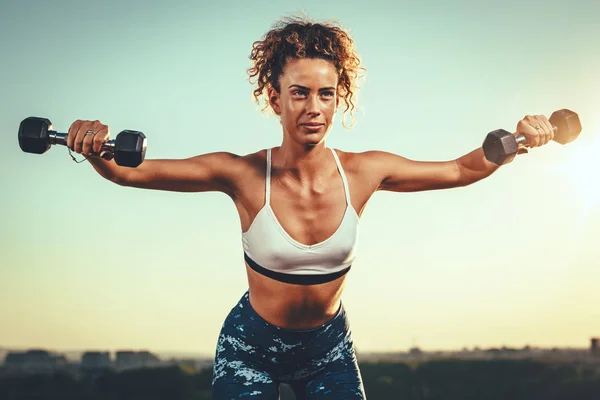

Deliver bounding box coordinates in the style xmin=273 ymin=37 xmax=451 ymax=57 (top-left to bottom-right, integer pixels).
xmin=1 ymin=0 xmax=599 ymax=358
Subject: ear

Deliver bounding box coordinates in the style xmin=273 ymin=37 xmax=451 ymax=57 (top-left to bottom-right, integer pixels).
xmin=268 ymin=87 xmax=281 ymax=116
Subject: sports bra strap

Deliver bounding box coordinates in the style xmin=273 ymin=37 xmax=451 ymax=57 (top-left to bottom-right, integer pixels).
xmin=265 ymin=148 xmax=272 ymax=206
xmin=329 ymin=148 xmax=351 ymax=206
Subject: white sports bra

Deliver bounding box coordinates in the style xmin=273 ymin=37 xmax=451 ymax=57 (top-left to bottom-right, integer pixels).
xmin=242 ymin=147 xmax=359 ymax=285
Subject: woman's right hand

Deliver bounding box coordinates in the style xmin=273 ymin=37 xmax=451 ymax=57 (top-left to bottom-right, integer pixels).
xmin=66 ymin=119 xmax=111 ymax=158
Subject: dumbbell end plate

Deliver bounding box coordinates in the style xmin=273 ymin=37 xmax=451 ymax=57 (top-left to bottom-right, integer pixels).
xmin=550 ymin=109 xmax=581 ymax=145
xmin=114 ymin=130 xmax=147 ymax=167
xmin=18 ymin=117 xmax=53 ymax=154
xmin=482 ymin=129 xmax=518 ymax=165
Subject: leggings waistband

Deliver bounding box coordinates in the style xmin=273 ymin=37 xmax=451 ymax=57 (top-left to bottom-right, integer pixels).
xmin=233 ymin=290 xmax=347 ymax=336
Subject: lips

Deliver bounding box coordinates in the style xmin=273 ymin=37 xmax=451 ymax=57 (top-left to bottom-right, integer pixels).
xmin=301 ymin=123 xmax=324 ymax=132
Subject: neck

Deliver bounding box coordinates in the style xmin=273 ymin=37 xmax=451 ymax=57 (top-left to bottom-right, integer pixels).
xmin=275 ymin=139 xmax=331 ymax=182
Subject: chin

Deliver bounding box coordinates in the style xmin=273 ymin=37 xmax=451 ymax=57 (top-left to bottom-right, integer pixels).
xmin=285 ymin=126 xmax=329 ymax=147
xmin=305 ymin=135 xmax=327 ymax=147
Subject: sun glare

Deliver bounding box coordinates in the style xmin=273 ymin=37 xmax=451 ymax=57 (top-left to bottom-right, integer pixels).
xmin=553 ymin=132 xmax=600 ymax=214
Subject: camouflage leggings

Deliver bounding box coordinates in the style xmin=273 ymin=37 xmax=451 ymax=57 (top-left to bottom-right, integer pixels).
xmin=212 ymin=291 xmax=366 ymax=399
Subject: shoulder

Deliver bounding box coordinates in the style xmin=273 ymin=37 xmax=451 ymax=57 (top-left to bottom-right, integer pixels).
xmin=224 ymin=148 xmax=271 ymax=185
xmin=334 ymin=149 xmax=427 ymax=192
xmin=331 ymin=149 xmax=405 ymax=194
xmin=238 ymin=148 xmax=269 ymax=169
xmin=217 ymin=148 xmax=268 ymax=171
xmin=332 ymin=148 xmax=409 ymax=173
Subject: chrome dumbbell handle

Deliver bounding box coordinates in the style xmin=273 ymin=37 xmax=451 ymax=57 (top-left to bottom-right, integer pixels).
xmin=48 ymin=131 xmax=116 ymax=158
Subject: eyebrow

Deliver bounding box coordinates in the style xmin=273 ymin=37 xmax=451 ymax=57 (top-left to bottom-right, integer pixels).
xmin=288 ymin=84 xmax=336 ymax=91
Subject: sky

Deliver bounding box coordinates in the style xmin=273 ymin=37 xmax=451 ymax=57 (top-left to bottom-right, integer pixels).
xmin=1 ymin=0 xmax=599 ymax=358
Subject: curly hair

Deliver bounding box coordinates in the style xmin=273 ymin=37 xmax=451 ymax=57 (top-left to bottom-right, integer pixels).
xmin=248 ymin=16 xmax=366 ymax=129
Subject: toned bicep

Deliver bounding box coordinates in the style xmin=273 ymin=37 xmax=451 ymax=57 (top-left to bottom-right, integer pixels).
xmin=118 ymin=152 xmax=244 ymax=195
xmin=366 ymin=151 xmax=463 ymax=192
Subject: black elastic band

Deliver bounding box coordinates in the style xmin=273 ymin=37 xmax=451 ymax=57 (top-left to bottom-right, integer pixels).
xmin=244 ymin=253 xmax=351 ymax=285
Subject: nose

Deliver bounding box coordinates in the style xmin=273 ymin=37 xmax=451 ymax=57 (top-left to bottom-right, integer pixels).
xmin=305 ymin=94 xmax=321 ymax=116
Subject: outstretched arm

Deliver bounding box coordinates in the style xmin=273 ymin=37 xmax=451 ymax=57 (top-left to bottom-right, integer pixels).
xmin=366 ymin=147 xmax=498 ymax=193
xmin=88 ymin=152 xmax=243 ymax=195
xmin=367 ymin=114 xmax=555 ymax=193
xmin=67 ymin=119 xmax=245 ymax=196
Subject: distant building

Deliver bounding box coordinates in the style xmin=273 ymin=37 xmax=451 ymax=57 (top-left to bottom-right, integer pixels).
xmin=115 ymin=350 xmax=136 ymax=370
xmin=591 ymin=338 xmax=599 ymax=356
xmin=81 ymin=351 xmax=112 ymax=370
xmin=115 ymin=350 xmax=161 ymax=370
xmin=3 ymin=349 xmax=67 ymax=373
xmin=4 ymin=352 xmax=25 ymax=370
xmin=409 ymin=347 xmax=423 ymax=357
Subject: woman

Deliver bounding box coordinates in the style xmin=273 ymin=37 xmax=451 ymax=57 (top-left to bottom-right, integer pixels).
xmin=65 ymin=16 xmax=554 ymax=399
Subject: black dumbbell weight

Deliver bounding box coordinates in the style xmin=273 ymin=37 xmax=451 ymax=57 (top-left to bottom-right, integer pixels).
xmin=18 ymin=117 xmax=147 ymax=167
xmin=482 ymin=109 xmax=581 ymax=165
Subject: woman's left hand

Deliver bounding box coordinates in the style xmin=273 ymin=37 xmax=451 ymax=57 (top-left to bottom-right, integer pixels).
xmin=514 ymin=114 xmax=554 ymax=148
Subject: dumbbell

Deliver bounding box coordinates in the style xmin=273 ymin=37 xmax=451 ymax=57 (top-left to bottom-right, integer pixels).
xmin=18 ymin=117 xmax=147 ymax=167
xmin=482 ymin=109 xmax=581 ymax=165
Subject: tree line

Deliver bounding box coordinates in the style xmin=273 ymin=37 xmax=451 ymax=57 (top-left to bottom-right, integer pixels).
xmin=1 ymin=359 xmax=600 ymax=399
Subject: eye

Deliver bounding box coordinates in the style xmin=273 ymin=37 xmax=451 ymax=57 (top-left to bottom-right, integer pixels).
xmin=321 ymin=91 xmax=335 ymax=98
xmin=292 ymin=90 xmax=308 ymax=96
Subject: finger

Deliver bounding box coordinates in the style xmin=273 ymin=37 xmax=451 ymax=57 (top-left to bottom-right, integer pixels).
xmin=528 ymin=116 xmax=541 ymax=146
xmin=531 ymin=115 xmax=546 ymax=146
xmin=516 ymin=118 xmax=540 ymax=147
xmin=82 ymin=129 xmax=96 ymax=155
xmin=74 ymin=121 xmax=93 ymax=153
xmin=83 ymin=120 xmax=104 ymax=155
xmin=82 ymin=120 xmax=104 ymax=154
xmin=533 ymin=115 xmax=547 ymax=145
xmin=100 ymin=151 xmax=114 ymax=160
xmin=524 ymin=115 xmax=542 ymax=147
xmin=67 ymin=120 xmax=82 ymax=150
xmin=92 ymin=126 xmax=110 ymax=154
xmin=532 ymin=115 xmax=547 ymax=147
xmin=540 ymin=115 xmax=554 ymax=143
xmin=524 ymin=114 xmax=538 ymax=128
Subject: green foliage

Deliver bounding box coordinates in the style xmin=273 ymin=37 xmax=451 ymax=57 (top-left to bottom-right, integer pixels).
xmin=360 ymin=360 xmax=600 ymax=400
xmin=1 ymin=360 xmax=599 ymax=399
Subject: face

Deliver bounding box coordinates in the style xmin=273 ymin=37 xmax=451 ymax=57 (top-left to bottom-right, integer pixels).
xmin=268 ymin=58 xmax=339 ymax=147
